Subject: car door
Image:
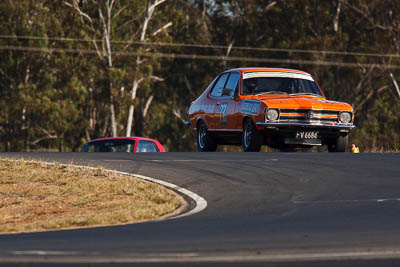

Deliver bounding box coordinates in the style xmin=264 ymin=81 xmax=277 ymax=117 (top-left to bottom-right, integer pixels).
xmin=221 ymin=72 xmax=240 ymax=131
xmin=207 ymin=72 xmax=229 ymax=130
xmin=213 ymin=72 xmax=241 ymax=131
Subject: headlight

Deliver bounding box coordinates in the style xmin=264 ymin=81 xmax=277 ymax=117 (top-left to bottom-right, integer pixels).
xmin=266 ymin=109 xmax=279 ymax=121
xmin=339 ymin=112 xmax=352 ymax=123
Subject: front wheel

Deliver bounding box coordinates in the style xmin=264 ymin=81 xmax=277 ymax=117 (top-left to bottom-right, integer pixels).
xmin=328 ymin=135 xmax=348 ymax=152
xmin=197 ymin=121 xmax=217 ymax=152
xmin=242 ymin=119 xmax=262 ymax=152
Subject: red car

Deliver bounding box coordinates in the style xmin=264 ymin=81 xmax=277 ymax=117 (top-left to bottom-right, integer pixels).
xmin=81 ymin=137 xmax=166 ymax=153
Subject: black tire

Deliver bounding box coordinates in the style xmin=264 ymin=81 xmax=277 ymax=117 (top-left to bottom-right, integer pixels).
xmin=328 ymin=135 xmax=348 ymax=152
xmin=197 ymin=121 xmax=217 ymax=152
xmin=242 ymin=119 xmax=262 ymax=152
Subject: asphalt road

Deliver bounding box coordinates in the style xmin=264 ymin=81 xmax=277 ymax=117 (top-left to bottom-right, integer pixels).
xmin=0 ymin=152 xmax=400 ymax=266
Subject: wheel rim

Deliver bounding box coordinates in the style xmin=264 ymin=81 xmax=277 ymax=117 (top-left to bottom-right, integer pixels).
xmin=244 ymin=123 xmax=252 ymax=148
xmin=198 ymin=125 xmax=206 ymax=149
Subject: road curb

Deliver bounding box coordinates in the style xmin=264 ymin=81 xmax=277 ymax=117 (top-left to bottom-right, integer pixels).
xmin=109 ymin=170 xmax=207 ymax=219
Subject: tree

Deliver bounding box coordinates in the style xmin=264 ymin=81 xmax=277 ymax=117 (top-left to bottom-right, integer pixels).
xmin=0 ymin=0 xmax=399 ymax=152
xmin=125 ymin=0 xmax=169 ymax=137
xmin=65 ymin=0 xmax=171 ymax=138
xmin=65 ymin=0 xmax=121 ymax=137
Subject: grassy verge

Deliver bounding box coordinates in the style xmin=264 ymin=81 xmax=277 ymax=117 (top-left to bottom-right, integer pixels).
xmin=0 ymin=158 xmax=186 ymax=233
xmin=361 ymin=148 xmax=400 ymax=153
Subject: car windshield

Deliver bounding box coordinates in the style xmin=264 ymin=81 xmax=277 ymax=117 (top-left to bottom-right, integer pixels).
xmin=81 ymin=139 xmax=136 ymax=152
xmin=242 ymin=77 xmax=322 ymax=96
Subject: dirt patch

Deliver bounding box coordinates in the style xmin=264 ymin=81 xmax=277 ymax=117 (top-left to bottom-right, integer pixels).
xmin=0 ymin=158 xmax=186 ymax=233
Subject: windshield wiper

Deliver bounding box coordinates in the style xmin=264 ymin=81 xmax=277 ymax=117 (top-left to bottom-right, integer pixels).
xmin=290 ymin=92 xmax=322 ymax=97
xmin=254 ymin=91 xmax=288 ymax=96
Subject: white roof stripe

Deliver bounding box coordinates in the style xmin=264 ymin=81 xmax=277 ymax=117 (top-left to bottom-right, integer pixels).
xmin=243 ymin=71 xmax=314 ymax=81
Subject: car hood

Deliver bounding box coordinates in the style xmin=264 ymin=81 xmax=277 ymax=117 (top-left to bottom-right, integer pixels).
xmin=257 ymin=96 xmax=353 ymax=111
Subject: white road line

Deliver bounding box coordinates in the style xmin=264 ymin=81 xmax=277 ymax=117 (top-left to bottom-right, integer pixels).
xmin=294 ymin=198 xmax=400 ymax=204
xmin=11 ymin=250 xmax=78 ymax=256
xmin=102 ymin=160 xmax=132 ymax=162
xmin=6 ymin=249 xmax=400 ymax=263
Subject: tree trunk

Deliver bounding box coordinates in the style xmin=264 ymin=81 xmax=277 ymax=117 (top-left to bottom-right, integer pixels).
xmin=125 ymin=0 xmax=167 ymax=137
xmin=389 ymin=72 xmax=400 ymax=99
xmin=333 ymin=0 xmax=343 ymax=32
xmin=126 ymin=78 xmax=139 ymax=136
xmin=109 ymin=76 xmax=117 ymax=137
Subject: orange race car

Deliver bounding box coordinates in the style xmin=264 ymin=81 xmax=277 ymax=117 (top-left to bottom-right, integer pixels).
xmin=186 ymin=68 xmax=355 ymax=152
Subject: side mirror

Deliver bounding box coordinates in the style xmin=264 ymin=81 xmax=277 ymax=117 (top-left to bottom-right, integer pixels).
xmin=221 ymin=88 xmax=232 ymax=97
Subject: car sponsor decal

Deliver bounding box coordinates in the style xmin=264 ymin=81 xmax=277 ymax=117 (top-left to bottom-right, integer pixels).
xmin=197 ymin=104 xmax=215 ymax=113
xmin=207 ymin=104 xmax=215 ymax=113
xmin=242 ymin=100 xmax=260 ymax=115
xmin=243 ymin=71 xmax=314 ymax=81
xmin=219 ymin=102 xmax=228 ymax=124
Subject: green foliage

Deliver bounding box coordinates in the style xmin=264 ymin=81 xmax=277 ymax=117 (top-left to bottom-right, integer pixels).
xmin=0 ymin=0 xmax=399 ymax=152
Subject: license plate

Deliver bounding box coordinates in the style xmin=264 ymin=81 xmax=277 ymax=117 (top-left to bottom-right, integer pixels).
xmin=295 ymin=131 xmax=319 ymax=139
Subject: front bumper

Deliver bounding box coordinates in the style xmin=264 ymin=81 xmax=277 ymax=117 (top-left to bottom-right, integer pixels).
xmin=256 ymin=121 xmax=355 ymax=146
xmin=256 ymin=121 xmax=355 ymax=130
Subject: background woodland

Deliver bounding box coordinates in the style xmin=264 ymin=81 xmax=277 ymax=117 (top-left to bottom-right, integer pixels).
xmin=1 ymin=0 xmax=399 ymax=152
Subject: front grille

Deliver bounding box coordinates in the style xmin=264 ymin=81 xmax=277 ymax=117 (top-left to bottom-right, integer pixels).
xmin=278 ymin=109 xmax=339 ymax=124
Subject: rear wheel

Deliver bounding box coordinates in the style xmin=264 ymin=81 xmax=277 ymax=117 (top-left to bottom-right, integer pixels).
xmin=242 ymin=119 xmax=262 ymax=152
xmin=197 ymin=121 xmax=217 ymax=152
xmin=328 ymin=135 xmax=348 ymax=152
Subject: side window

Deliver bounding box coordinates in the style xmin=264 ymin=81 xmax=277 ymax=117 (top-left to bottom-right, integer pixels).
xmin=137 ymin=140 xmax=158 ymax=152
xmin=210 ymin=73 xmax=229 ymax=97
xmin=223 ymin=73 xmax=240 ymax=96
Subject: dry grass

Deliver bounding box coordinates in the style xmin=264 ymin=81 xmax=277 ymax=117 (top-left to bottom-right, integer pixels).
xmin=361 ymin=147 xmax=400 ymax=153
xmin=0 ymin=158 xmax=186 ymax=233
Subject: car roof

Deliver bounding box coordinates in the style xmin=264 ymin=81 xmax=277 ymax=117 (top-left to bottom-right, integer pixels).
xmin=224 ymin=67 xmax=311 ymax=76
xmin=88 ymin=137 xmax=158 ymax=143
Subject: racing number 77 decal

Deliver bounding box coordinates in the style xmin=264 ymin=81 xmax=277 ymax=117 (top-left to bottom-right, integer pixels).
xmin=219 ymin=103 xmax=228 ymax=125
